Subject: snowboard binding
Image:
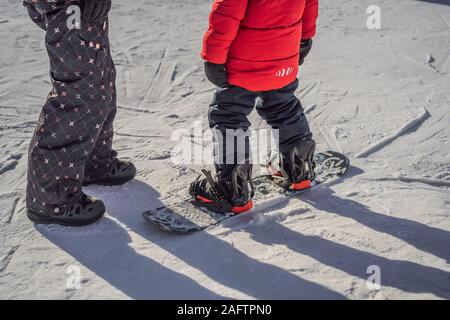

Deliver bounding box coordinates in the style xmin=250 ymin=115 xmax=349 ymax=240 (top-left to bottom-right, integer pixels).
xmin=268 ymin=139 xmax=316 ymax=191
xmin=189 ymin=164 xmax=254 ymax=215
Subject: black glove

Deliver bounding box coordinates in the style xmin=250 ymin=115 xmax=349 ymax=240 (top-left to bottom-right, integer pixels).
xmin=80 ymin=0 xmax=112 ymax=23
xmin=204 ymin=62 xmax=228 ymax=88
xmin=299 ymin=38 xmax=313 ymax=66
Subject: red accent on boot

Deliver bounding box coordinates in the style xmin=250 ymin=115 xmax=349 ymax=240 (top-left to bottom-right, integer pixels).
xmin=268 ymin=165 xmax=283 ymax=177
xmin=197 ymin=195 xmax=214 ymax=203
xmin=291 ymin=180 xmax=311 ymax=191
xmin=232 ymin=200 xmax=254 ymax=214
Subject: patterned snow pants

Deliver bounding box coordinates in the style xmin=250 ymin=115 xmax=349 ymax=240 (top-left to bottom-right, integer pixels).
xmin=24 ymin=0 xmax=118 ymax=213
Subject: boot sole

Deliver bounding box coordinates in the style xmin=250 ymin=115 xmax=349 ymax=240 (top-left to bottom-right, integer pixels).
xmin=193 ymin=197 xmax=253 ymax=215
xmin=27 ymin=208 xmax=105 ymax=227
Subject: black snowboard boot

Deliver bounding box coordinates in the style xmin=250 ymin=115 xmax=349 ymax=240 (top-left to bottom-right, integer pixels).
xmin=268 ymin=139 xmax=316 ymax=191
xmin=189 ymin=164 xmax=254 ymax=214
xmin=27 ymin=193 xmax=105 ymax=226
xmin=83 ymin=159 xmax=136 ymax=186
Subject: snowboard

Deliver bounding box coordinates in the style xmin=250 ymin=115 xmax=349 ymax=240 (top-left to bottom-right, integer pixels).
xmin=142 ymin=151 xmax=350 ymax=233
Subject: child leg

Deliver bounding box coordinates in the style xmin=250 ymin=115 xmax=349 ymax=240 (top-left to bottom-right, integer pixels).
xmin=188 ymin=86 xmax=258 ymax=213
xmin=208 ymin=86 xmax=258 ymax=180
xmin=257 ymin=79 xmax=312 ymax=154
xmin=257 ymin=79 xmax=315 ymax=185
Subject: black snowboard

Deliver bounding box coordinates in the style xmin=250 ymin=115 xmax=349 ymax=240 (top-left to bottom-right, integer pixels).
xmin=143 ymin=151 xmax=350 ymax=233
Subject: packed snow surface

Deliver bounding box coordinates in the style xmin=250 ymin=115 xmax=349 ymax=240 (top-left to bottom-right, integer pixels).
xmin=0 ymin=0 xmax=449 ymax=299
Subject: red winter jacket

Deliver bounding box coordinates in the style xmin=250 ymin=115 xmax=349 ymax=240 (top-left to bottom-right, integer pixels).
xmin=201 ymin=0 xmax=319 ymax=92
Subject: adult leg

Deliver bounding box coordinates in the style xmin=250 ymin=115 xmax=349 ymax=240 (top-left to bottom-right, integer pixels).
xmin=26 ymin=0 xmax=115 ymax=215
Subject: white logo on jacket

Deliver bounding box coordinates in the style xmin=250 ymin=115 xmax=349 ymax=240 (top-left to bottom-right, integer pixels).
xmin=275 ymin=67 xmax=295 ymax=77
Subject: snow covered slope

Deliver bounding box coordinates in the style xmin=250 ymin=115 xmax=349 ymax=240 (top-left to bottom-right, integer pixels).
xmin=0 ymin=0 xmax=449 ymax=299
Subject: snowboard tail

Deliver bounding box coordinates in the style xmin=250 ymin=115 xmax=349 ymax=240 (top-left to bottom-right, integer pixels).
xmin=142 ymin=151 xmax=350 ymax=233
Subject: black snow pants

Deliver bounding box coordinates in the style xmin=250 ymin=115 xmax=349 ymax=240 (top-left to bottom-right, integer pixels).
xmin=24 ymin=0 xmax=117 ymax=213
xmin=209 ymin=79 xmax=312 ymax=179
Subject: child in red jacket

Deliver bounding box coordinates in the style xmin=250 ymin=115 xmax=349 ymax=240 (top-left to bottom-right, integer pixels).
xmin=190 ymin=0 xmax=319 ymax=214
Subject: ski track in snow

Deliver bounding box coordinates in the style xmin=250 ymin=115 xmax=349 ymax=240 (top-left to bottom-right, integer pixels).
xmin=4 ymin=197 xmax=21 ymax=224
xmin=138 ymin=47 xmax=169 ymax=108
xmin=371 ymin=176 xmax=450 ymax=189
xmin=0 ymin=246 xmax=19 ymax=273
xmin=0 ymin=0 xmax=449 ymax=299
xmin=356 ymin=108 xmax=431 ymax=158
xmin=0 ymin=154 xmax=22 ymax=176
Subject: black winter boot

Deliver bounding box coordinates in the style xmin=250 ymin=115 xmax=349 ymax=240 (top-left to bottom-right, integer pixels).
xmin=27 ymin=193 xmax=105 ymax=226
xmin=83 ymin=159 xmax=136 ymax=186
xmin=268 ymin=139 xmax=316 ymax=191
xmin=189 ymin=164 xmax=254 ymax=214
